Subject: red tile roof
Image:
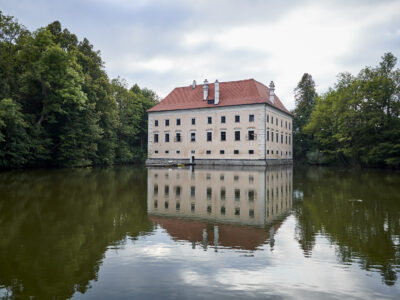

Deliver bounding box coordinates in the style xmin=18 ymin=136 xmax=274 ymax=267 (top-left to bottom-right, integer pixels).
xmin=147 ymin=79 xmax=291 ymax=115
xmin=149 ymin=216 xmax=283 ymax=251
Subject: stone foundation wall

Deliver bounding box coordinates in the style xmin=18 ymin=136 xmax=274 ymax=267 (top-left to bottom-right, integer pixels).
xmin=145 ymin=158 xmax=293 ymax=167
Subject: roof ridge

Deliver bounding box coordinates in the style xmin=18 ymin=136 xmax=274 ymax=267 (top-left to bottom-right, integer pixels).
xmin=174 ymin=78 xmax=255 ymax=89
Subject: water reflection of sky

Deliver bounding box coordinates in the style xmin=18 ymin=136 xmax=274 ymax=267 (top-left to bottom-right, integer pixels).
xmin=1 ymin=166 xmax=399 ymax=299
xmin=73 ymin=215 xmax=399 ymax=300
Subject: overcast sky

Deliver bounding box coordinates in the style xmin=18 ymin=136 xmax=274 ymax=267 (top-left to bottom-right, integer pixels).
xmin=1 ymin=0 xmax=400 ymax=110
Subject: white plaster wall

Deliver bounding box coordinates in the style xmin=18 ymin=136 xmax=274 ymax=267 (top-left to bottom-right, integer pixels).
xmin=148 ymin=104 xmax=293 ymax=160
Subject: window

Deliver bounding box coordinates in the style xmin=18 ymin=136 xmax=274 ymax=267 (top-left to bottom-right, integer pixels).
xmin=249 ymin=209 xmax=254 ymax=218
xmin=234 ymin=149 xmax=239 ymax=155
xmin=267 ymin=150 xmax=269 ymax=154
xmin=235 ymin=207 xmax=240 ymax=216
xmin=176 ymin=118 xmax=181 ymax=126
xmin=234 ymin=175 xmax=239 ymax=181
xmin=281 ymin=134 xmax=283 ymax=144
xmin=276 ymin=132 xmax=278 ymax=143
xmin=235 ymin=131 xmax=240 ymax=141
xmin=191 ymin=118 xmax=196 ymax=125
xmin=165 ymin=119 xmax=169 ymax=126
xmin=281 ymin=120 xmax=283 ymax=127
xmin=191 ymin=132 xmax=196 ymax=142
xmin=176 ymin=202 xmax=180 ymax=211
xmin=267 ymin=114 xmax=269 ymax=122
xmin=208 ymin=116 xmax=212 ymax=124
xmin=220 ymin=150 xmax=225 ymax=154
xmin=249 ymin=114 xmax=254 ymax=122
xmin=191 ymin=203 xmax=195 ymax=212
xmin=175 ymin=186 xmax=181 ymax=197
xmin=154 ymin=133 xmax=159 ymax=143
xmin=249 ymin=175 xmax=254 ymax=183
xmin=165 ymin=150 xmax=169 ymax=154
xmin=155 ymin=150 xmax=158 ymax=154
xmin=235 ymin=189 xmax=240 ymax=201
xmin=191 ymin=150 xmax=195 ymax=154
xmin=207 ymin=131 xmax=212 ymax=142
xmin=154 ymin=200 xmax=158 ymax=208
xmin=165 ymin=133 xmax=170 ymax=142
xmin=175 ymin=132 xmax=181 ymax=142
xmin=271 ymin=116 xmax=273 ymax=124
xmin=191 ymin=186 xmax=195 ymax=198
xmin=176 ymin=150 xmax=180 ymax=154
xmin=271 ymin=131 xmax=274 ymax=142
xmin=285 ymin=136 xmax=287 ymax=144
xmin=249 ymin=149 xmax=254 ymax=154
xmin=289 ymin=122 xmax=291 ymax=130
xmin=272 ymin=150 xmax=274 ymax=154
xmin=289 ymin=136 xmax=291 ymax=144
xmin=221 ymin=116 xmax=226 ymax=123
xmin=276 ymin=118 xmax=278 ymax=126
xmin=206 ymin=150 xmax=211 ymax=155
xmin=155 ymin=120 xmax=158 ymax=127
xmin=235 ymin=115 xmax=240 ymax=123
xmin=267 ymin=130 xmax=269 ymax=141
xmin=206 ymin=173 xmax=211 ymax=180
xmin=165 ymin=201 xmax=169 ymax=209
xmin=207 ymin=205 xmax=212 ymax=213
xmin=285 ymin=121 xmax=287 ymax=129
xmin=220 ymin=174 xmax=224 ymax=181
xmin=207 ymin=187 xmax=212 ymax=200
xmin=248 ymin=190 xmax=255 ymax=202
xmin=220 ymin=131 xmax=226 ymax=141
xmin=164 ymin=185 xmax=169 ymax=196
xmin=154 ymin=184 xmax=158 ymax=196
xmin=221 ymin=188 xmax=226 ymax=200
xmin=247 ymin=130 xmax=255 ymax=140
xmin=220 ymin=206 xmax=226 ymax=215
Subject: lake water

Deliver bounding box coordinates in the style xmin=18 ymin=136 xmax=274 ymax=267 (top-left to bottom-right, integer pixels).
xmin=0 ymin=165 xmax=399 ymax=299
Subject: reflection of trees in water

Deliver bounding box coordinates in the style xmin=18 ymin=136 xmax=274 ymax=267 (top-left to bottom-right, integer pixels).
xmin=293 ymin=166 xmax=400 ymax=285
xmin=0 ymin=167 xmax=153 ymax=299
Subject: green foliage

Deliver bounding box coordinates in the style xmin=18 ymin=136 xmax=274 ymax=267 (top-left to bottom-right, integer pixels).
xmin=295 ymin=53 xmax=400 ymax=168
xmin=293 ymin=166 xmax=400 ymax=285
xmin=292 ymin=73 xmax=317 ymax=160
xmin=0 ymin=11 xmax=158 ymax=168
xmin=0 ymin=98 xmax=31 ymax=167
xmin=0 ymin=166 xmax=153 ymax=298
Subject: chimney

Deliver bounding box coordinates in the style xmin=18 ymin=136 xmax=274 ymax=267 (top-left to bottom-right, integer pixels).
xmin=203 ymin=79 xmax=208 ymax=101
xmin=269 ymin=81 xmax=275 ymax=104
xmin=214 ymin=79 xmax=219 ymax=104
xmin=192 ymin=80 xmax=196 ymax=89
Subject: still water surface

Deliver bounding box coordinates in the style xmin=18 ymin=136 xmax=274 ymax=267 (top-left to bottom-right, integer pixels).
xmin=0 ymin=165 xmax=399 ymax=299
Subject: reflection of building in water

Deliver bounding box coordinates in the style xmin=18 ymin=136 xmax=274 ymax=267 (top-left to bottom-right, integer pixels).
xmin=147 ymin=166 xmax=292 ymax=250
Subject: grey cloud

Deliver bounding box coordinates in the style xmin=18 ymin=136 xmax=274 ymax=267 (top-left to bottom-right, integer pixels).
xmin=1 ymin=0 xmax=399 ymax=110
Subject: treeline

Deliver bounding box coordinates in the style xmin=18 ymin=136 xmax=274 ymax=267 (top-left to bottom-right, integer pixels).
xmin=293 ymin=53 xmax=400 ymax=168
xmin=0 ymin=11 xmax=158 ymax=168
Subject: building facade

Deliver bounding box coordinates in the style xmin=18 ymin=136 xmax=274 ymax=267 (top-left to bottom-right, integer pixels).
xmin=147 ymin=166 xmax=293 ymax=250
xmin=147 ymin=166 xmax=293 ymax=227
xmin=146 ymin=79 xmax=293 ymax=166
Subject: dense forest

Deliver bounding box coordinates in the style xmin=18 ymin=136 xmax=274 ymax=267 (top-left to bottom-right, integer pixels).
xmin=293 ymin=54 xmax=400 ymax=168
xmin=0 ymin=11 xmax=158 ymax=168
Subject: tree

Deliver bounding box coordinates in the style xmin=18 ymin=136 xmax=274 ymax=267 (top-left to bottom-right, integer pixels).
xmin=304 ymin=53 xmax=400 ymax=168
xmin=0 ymin=98 xmax=31 ymax=167
xmin=292 ymin=73 xmax=317 ymax=160
xmin=0 ymin=11 xmax=158 ymax=168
